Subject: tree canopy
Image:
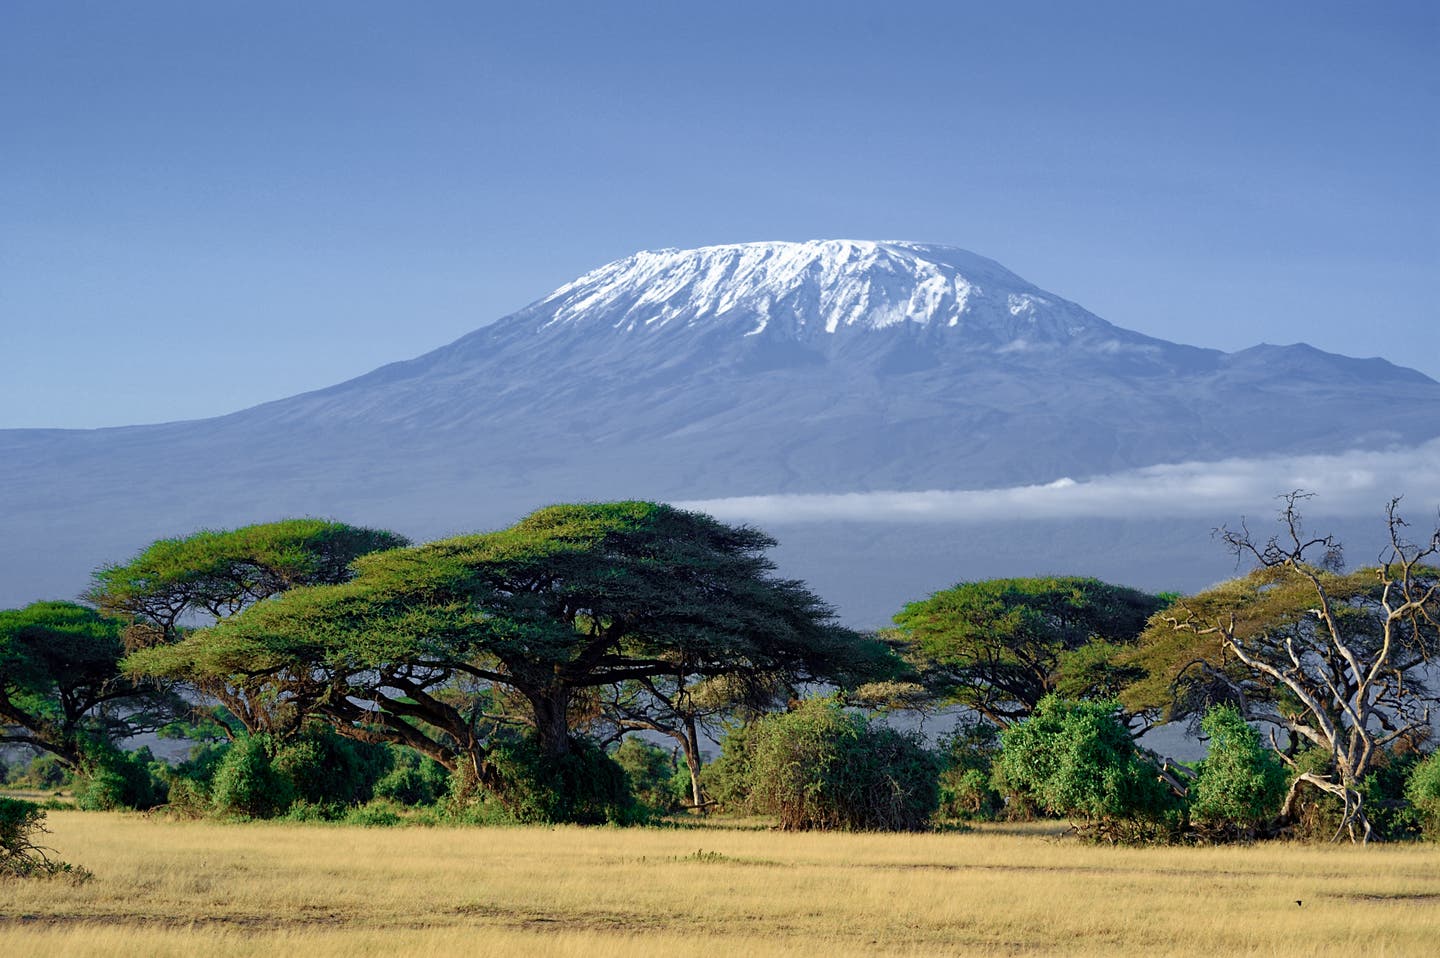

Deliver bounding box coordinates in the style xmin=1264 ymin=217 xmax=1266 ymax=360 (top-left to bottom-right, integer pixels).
xmin=0 ymin=601 xmax=181 ymax=766
xmin=1118 ymin=494 xmax=1440 ymax=841
xmin=892 ymin=576 xmax=1165 ymax=726
xmin=126 ymin=502 xmax=896 ymax=813
xmin=89 ymin=518 xmax=409 ymax=734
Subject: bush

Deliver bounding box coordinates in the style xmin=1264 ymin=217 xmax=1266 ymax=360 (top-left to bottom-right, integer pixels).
xmin=736 ymin=696 xmax=940 ymax=831
xmin=342 ymin=799 xmax=406 ymax=827
xmin=210 ymin=735 xmax=294 ymax=818
xmin=374 ymin=746 xmax=450 ymax=806
xmin=74 ymin=744 xmax=166 ymax=811
xmin=1405 ymin=750 xmax=1440 ymax=841
xmin=703 ymin=721 xmax=758 ymax=812
xmin=611 ymin=738 xmax=684 ymax=813
xmin=994 ymin=696 xmax=1180 ymax=842
xmin=1284 ymin=746 xmax=1426 ymax=842
xmin=1188 ymin=705 xmax=1287 ymax=833
xmin=271 ymin=728 xmax=390 ymax=807
xmin=936 ymin=718 xmax=1003 ymax=821
xmin=4 ymin=752 xmax=71 ymax=790
xmin=0 ymin=797 xmax=90 ymax=882
xmin=480 ymin=733 xmax=640 ymax=825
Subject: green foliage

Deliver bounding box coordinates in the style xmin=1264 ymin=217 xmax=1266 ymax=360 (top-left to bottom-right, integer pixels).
xmin=0 ymin=601 xmax=181 ymax=767
xmin=0 ymin=797 xmax=90 ymax=882
xmin=936 ymin=718 xmax=1002 ymax=821
xmin=1404 ymin=751 xmax=1440 ymax=841
xmin=2 ymin=752 xmax=71 ymax=789
xmin=96 ymin=520 xmax=407 ymax=738
xmin=481 ymin=733 xmax=640 ymax=825
xmin=201 ymin=727 xmax=393 ymax=819
xmin=894 ymin=577 xmax=1163 ymax=725
xmin=340 ymin=799 xmax=406 ymax=827
xmin=373 ymin=746 xmax=450 ymax=806
xmin=74 ymin=743 xmax=166 ymax=811
xmin=271 ymin=727 xmax=390 ymax=807
xmin=994 ymin=696 xmax=1179 ymax=840
xmin=1360 ymin=752 xmax=1423 ymax=842
xmin=210 ymin=735 xmax=295 ymax=819
xmin=90 ymin=519 xmax=411 ymax=647
xmin=611 ymin=737 xmax=684 ymax=813
xmin=130 ymin=501 xmax=891 ymax=820
xmin=702 ymin=721 xmax=758 ymax=812
xmin=1188 ymin=705 xmax=1287 ymax=831
xmin=737 ymin=696 xmax=940 ymax=831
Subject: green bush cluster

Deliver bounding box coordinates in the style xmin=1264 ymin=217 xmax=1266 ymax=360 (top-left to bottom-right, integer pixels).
xmin=720 ymin=696 xmax=940 ymax=831
xmin=994 ymin=696 xmax=1181 ymax=842
xmin=171 ymin=726 xmax=393 ymax=820
xmin=936 ymin=718 xmax=1003 ymax=821
xmin=481 ymin=733 xmax=640 ymax=825
xmin=1188 ymin=705 xmax=1288 ymax=834
xmin=74 ymin=742 xmax=166 ymax=811
xmin=610 ymin=738 xmax=689 ymax=814
xmin=1405 ymin=751 xmax=1440 ymax=841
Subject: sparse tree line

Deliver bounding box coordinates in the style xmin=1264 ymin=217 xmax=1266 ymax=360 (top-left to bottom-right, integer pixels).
xmin=3 ymin=495 xmax=1440 ymax=848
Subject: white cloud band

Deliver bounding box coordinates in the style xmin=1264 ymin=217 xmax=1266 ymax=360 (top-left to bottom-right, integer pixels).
xmin=674 ymin=438 xmax=1440 ymax=524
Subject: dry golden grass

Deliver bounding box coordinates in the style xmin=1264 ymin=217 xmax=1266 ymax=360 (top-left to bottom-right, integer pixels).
xmin=2 ymin=812 xmax=1438 ymax=956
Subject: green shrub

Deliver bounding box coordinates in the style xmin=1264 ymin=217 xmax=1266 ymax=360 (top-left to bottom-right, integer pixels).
xmin=936 ymin=718 xmax=1003 ymax=821
xmin=6 ymin=752 xmax=71 ymax=790
xmin=737 ymin=696 xmax=940 ymax=831
xmin=373 ymin=746 xmax=450 ymax=806
xmin=611 ymin=738 xmax=684 ymax=813
xmin=1284 ymin=746 xmax=1426 ymax=842
xmin=0 ymin=797 xmax=90 ymax=882
xmin=342 ymin=799 xmax=405 ymax=827
xmin=1188 ymin=705 xmax=1288 ymax=833
xmin=1405 ymin=750 xmax=1440 ymax=841
xmin=994 ymin=696 xmax=1179 ymax=842
xmin=703 ymin=721 xmax=758 ymax=812
xmin=480 ymin=733 xmax=639 ymax=825
xmin=271 ymin=727 xmax=389 ymax=807
xmin=74 ymin=744 xmax=166 ymax=811
xmin=210 ymin=734 xmax=294 ymax=818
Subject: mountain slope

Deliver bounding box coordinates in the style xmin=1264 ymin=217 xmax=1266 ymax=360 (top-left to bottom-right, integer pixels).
xmin=2 ymin=239 xmax=1437 ymax=620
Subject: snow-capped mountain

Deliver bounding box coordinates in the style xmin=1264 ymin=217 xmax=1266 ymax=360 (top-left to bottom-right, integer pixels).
xmin=3 ymin=240 xmax=1438 ymax=622
xmin=527 ymin=240 xmax=1125 ymax=344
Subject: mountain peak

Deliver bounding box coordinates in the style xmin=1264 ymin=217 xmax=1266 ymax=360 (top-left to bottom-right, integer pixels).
xmin=512 ymin=239 xmax=1120 ymax=347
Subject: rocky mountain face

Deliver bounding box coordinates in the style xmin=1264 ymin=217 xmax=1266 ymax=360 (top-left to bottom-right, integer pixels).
xmin=4 ymin=240 xmax=1438 ymax=622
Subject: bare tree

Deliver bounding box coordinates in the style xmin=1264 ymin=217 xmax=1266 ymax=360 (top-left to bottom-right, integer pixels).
xmin=1156 ymin=492 xmax=1439 ymax=842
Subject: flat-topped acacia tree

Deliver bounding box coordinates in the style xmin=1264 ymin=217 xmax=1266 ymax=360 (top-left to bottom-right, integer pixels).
xmin=125 ymin=502 xmax=893 ymax=808
xmin=891 ymin=576 xmax=1165 ymax=727
xmin=89 ymin=519 xmax=409 ymax=735
xmin=0 ymin=601 xmax=183 ymax=767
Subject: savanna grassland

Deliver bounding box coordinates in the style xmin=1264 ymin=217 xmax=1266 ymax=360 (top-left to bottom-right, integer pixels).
xmin=3 ymin=812 xmax=1439 ymax=957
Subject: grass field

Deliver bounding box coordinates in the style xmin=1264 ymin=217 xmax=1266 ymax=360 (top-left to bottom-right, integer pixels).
xmin=3 ymin=812 xmax=1439 ymax=957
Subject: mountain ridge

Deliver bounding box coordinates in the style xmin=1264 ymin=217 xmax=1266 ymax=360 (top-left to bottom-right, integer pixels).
xmin=2 ymin=239 xmax=1438 ymax=621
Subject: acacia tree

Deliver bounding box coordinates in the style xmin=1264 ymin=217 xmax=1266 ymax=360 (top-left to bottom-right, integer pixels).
xmin=89 ymin=519 xmax=408 ymax=735
xmin=1124 ymin=493 xmax=1440 ymax=842
xmin=0 ymin=601 xmax=182 ymax=767
xmin=126 ymin=502 xmax=894 ymax=814
xmin=892 ymin=577 xmax=1164 ymax=727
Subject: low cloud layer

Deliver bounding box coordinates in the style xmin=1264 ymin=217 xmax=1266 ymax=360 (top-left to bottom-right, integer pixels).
xmin=675 ymin=439 xmax=1440 ymax=525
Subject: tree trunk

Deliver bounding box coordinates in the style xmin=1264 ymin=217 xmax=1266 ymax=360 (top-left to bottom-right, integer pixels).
xmin=683 ymin=715 xmax=705 ymax=809
xmin=529 ymin=687 xmax=573 ymax=758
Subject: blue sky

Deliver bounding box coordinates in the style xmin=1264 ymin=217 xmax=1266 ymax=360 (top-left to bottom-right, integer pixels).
xmin=3 ymin=1 xmax=1436 ymax=428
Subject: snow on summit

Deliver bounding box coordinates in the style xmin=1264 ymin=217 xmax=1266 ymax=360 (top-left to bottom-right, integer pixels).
xmin=524 ymin=240 xmax=1119 ymax=345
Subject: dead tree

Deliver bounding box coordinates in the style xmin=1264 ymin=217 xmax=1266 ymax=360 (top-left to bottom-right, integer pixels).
xmin=1159 ymin=492 xmax=1439 ymax=843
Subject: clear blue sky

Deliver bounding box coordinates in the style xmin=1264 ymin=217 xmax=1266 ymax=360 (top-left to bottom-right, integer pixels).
xmin=3 ymin=1 xmax=1435 ymax=428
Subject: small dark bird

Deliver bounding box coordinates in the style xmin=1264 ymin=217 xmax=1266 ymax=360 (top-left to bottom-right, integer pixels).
xmin=1295 ymin=900 xmax=1303 ymax=907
